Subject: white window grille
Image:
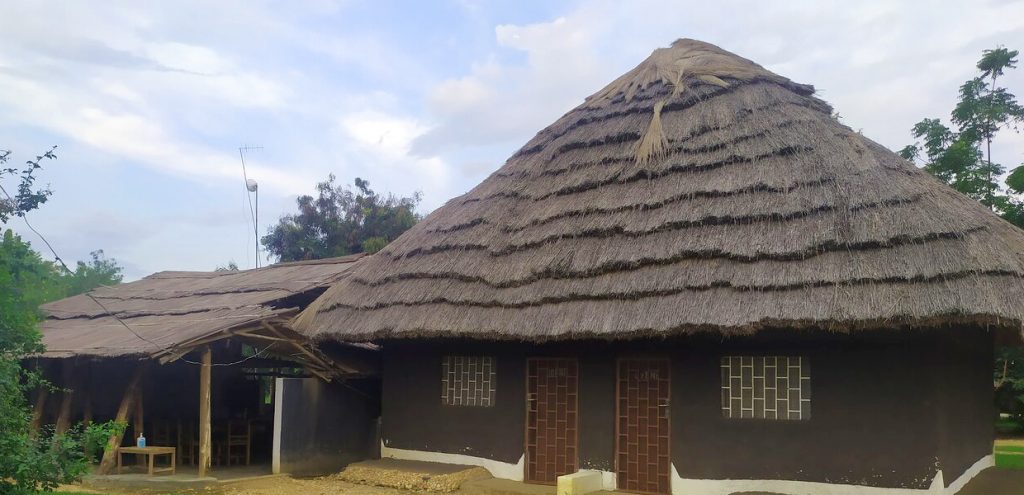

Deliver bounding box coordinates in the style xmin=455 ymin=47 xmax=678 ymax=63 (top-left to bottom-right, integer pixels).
xmin=721 ymin=356 xmax=810 ymax=420
xmin=441 ymin=356 xmax=496 ymax=407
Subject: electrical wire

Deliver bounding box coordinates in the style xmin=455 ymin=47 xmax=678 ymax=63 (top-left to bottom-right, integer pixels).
xmin=238 ymin=146 xmax=260 ymax=268
xmin=0 ymin=183 xmax=278 ymax=368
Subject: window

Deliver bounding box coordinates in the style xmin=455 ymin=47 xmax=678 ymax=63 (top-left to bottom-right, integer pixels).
xmin=441 ymin=356 xmax=496 ymax=406
xmin=721 ymin=356 xmax=810 ymax=420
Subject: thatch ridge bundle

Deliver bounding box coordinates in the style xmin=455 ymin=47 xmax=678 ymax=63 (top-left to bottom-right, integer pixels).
xmin=293 ymin=39 xmax=1024 ymax=342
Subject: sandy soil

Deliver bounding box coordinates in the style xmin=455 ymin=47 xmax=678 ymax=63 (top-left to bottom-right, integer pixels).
xmin=222 ymin=475 xmax=416 ymax=495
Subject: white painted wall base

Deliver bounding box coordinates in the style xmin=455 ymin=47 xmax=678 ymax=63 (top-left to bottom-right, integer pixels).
xmin=669 ymin=455 xmax=994 ymax=495
xmin=378 ymin=444 xmax=620 ymax=490
xmin=944 ymin=455 xmax=994 ymax=495
xmin=380 ymin=442 xmax=525 ymax=481
xmin=377 ymin=445 xmax=991 ymax=495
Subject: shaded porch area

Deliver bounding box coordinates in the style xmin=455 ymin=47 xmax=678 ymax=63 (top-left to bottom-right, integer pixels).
xmin=81 ymin=464 xmax=278 ymax=491
xmin=31 ymin=316 xmax=377 ymax=479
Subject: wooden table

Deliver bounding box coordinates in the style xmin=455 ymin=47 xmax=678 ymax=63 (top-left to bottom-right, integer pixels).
xmin=116 ymin=446 xmax=176 ymax=475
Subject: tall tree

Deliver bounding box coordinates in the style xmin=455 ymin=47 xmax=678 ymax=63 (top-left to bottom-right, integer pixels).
xmin=262 ymin=175 xmax=421 ymax=261
xmin=900 ymin=46 xmax=1024 ymax=225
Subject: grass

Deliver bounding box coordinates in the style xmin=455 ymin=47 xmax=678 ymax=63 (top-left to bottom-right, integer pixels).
xmin=995 ymin=440 xmax=1024 ymax=470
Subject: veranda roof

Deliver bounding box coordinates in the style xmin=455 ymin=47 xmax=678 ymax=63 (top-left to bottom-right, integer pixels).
xmin=40 ymin=254 xmax=365 ymax=358
xmin=295 ymin=39 xmax=1024 ymax=342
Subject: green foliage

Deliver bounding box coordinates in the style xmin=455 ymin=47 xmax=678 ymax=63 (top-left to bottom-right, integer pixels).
xmin=997 ymin=348 xmax=1024 ymax=422
xmin=1 ymin=148 xmax=123 ymax=493
xmin=361 ymin=236 xmax=389 ymax=254
xmin=262 ymin=175 xmax=422 ymax=261
xmin=61 ymin=250 xmax=123 ymax=296
xmin=902 ymin=46 xmax=1024 ymax=226
xmin=0 ymin=147 xmax=55 ymax=224
xmin=0 ymin=424 xmax=90 ymax=494
xmin=996 ymin=416 xmax=1024 ymax=435
xmin=0 ymin=232 xmax=91 ymax=494
xmin=0 ymin=230 xmax=61 ymax=354
xmin=82 ymin=421 xmax=126 ymax=462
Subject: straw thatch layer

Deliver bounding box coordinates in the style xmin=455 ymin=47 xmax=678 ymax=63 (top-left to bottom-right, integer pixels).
xmin=294 ymin=39 xmax=1024 ymax=342
xmin=40 ymin=255 xmax=364 ymax=357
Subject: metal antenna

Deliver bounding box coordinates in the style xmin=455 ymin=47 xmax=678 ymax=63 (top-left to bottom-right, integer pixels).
xmin=239 ymin=145 xmax=263 ymax=268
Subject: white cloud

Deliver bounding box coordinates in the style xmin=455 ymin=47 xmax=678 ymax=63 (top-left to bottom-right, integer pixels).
xmin=342 ymin=111 xmax=428 ymax=155
xmin=413 ymin=0 xmax=1024 ymax=174
xmin=336 ymin=109 xmax=453 ymax=206
xmin=3 ymin=0 xmax=1024 ymax=278
xmin=412 ymin=15 xmax=610 ymax=155
xmin=144 ymin=42 xmax=229 ymax=74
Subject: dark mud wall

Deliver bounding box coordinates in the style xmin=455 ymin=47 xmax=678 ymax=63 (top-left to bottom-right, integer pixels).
xmin=277 ymin=377 xmax=379 ymax=476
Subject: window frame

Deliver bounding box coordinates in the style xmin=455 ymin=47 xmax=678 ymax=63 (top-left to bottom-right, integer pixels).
xmin=720 ymin=355 xmax=811 ymax=421
xmin=440 ymin=355 xmax=497 ymax=407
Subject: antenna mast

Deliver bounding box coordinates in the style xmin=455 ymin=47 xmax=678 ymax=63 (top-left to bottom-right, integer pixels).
xmin=239 ymin=145 xmax=263 ymax=268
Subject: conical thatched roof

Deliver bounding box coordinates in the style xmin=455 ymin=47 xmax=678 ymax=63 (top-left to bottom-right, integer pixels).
xmin=295 ymin=39 xmax=1024 ymax=342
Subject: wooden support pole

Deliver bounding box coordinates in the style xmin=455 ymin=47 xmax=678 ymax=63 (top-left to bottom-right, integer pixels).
xmin=83 ymin=399 xmax=93 ymax=426
xmin=98 ymin=364 xmax=146 ymax=474
xmin=54 ymin=361 xmax=77 ymax=436
xmin=29 ymin=387 xmax=49 ymax=437
xmin=198 ymin=347 xmax=212 ymax=478
xmin=82 ymin=363 xmax=93 ymax=427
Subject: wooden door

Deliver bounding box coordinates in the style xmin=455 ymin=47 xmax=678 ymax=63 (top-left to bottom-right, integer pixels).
xmin=616 ymin=358 xmax=671 ymax=494
xmin=525 ymin=358 xmax=579 ymax=484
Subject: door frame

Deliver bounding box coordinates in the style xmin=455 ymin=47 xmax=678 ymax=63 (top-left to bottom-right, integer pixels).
xmin=524 ymin=357 xmax=580 ymax=485
xmin=614 ymin=356 xmax=671 ymax=495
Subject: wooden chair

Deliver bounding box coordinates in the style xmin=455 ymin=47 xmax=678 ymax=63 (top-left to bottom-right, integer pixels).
xmin=152 ymin=420 xmax=174 ymax=447
xmin=225 ymin=420 xmax=251 ymax=466
xmin=177 ymin=420 xmax=199 ymax=466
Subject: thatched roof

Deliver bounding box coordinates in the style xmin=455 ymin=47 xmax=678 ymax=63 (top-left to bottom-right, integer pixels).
xmin=294 ymin=39 xmax=1024 ymax=343
xmin=40 ymin=254 xmax=365 ymax=358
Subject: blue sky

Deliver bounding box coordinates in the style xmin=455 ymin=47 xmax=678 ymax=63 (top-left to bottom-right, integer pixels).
xmin=2 ymin=0 xmax=1023 ymax=279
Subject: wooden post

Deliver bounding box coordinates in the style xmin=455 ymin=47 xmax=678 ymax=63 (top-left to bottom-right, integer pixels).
xmin=98 ymin=364 xmax=146 ymax=474
xmin=29 ymin=387 xmax=49 ymax=437
xmin=54 ymin=361 xmax=77 ymax=436
xmin=198 ymin=347 xmax=212 ymax=478
xmin=82 ymin=398 xmax=93 ymax=426
xmin=81 ymin=362 xmax=93 ymax=426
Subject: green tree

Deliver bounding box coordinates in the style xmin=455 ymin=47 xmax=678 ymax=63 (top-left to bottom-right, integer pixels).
xmin=1 ymin=148 xmax=90 ymax=493
xmin=59 ymin=249 xmax=123 ymax=296
xmin=262 ymin=175 xmax=421 ymax=261
xmin=901 ymin=47 xmax=1024 ymax=225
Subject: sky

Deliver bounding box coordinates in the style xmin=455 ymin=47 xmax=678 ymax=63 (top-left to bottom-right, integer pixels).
xmin=1 ymin=0 xmax=1023 ymax=280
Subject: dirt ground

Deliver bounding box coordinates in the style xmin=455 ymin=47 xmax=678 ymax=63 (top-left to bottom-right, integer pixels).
xmin=200 ymin=470 xmax=1024 ymax=495
xmin=59 ymin=467 xmax=1024 ymax=495
xmin=220 ymin=476 xmax=413 ymax=495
